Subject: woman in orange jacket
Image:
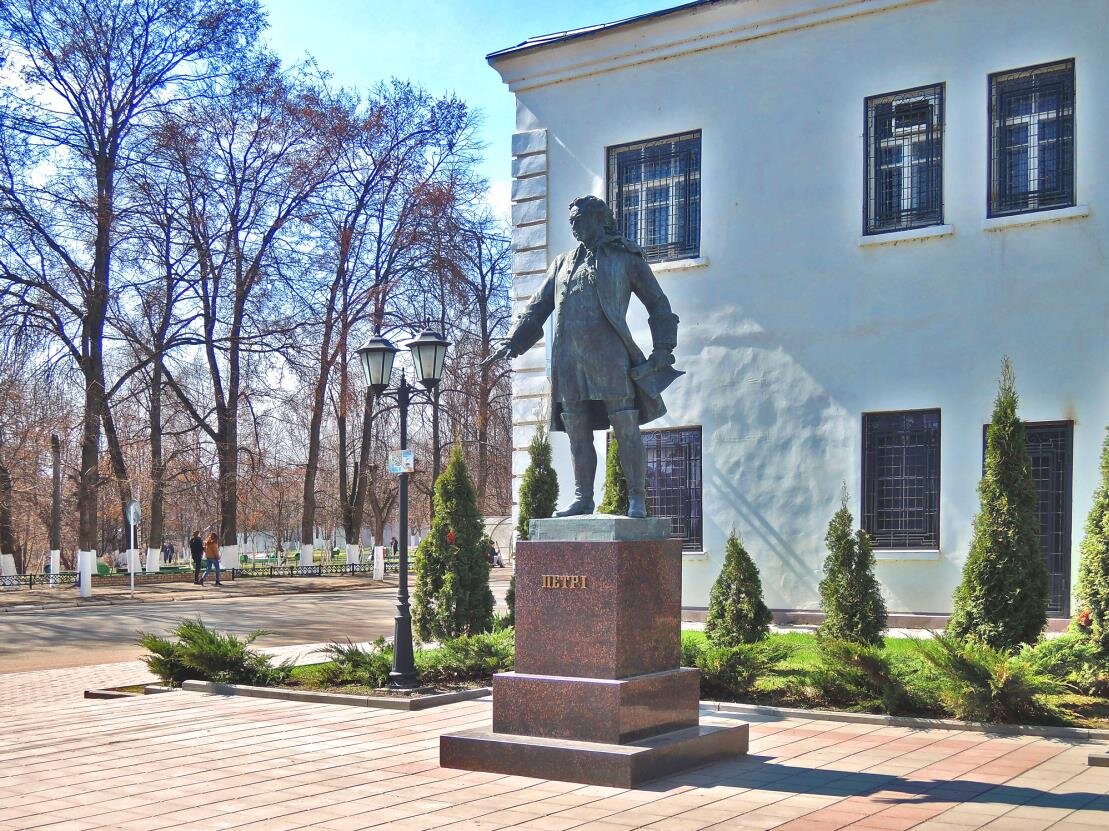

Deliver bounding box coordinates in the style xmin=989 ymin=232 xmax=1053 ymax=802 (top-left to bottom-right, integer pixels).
xmin=198 ymin=531 xmax=223 ymax=586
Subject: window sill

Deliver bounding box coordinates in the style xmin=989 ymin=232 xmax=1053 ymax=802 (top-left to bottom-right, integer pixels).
xmin=651 ymin=256 xmax=709 ymax=274
xmin=858 ymin=225 xmax=954 ymax=247
xmin=874 ymin=549 xmax=941 ymax=562
xmin=682 ymin=551 xmax=709 ymax=562
xmin=983 ymin=204 xmax=1089 ymax=232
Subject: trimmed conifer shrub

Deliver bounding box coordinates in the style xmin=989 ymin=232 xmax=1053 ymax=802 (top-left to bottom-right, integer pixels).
xmin=515 ymin=426 xmax=558 ymax=541
xmin=1075 ymin=426 xmax=1109 ymax=653
xmin=413 ymin=446 xmax=494 ymax=642
xmin=817 ymin=485 xmax=887 ymax=646
xmin=947 ymin=358 xmax=1048 ymax=649
xmin=504 ymin=574 xmax=516 ymax=627
xmin=597 ymin=433 xmax=627 ymax=515
xmin=705 ymin=530 xmax=773 ymax=646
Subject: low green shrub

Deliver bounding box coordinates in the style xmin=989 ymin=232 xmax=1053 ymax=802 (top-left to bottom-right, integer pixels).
xmin=913 ymin=632 xmax=1063 ymax=723
xmin=137 ymin=632 xmax=191 ymax=686
xmin=319 ymin=638 xmax=393 ymax=688
xmin=138 ymin=618 xmax=293 ymax=687
xmin=682 ymin=631 xmax=793 ymax=699
xmin=813 ymin=638 xmax=916 ymax=714
xmin=418 ymin=628 xmax=515 ymax=685
xmin=1023 ymin=634 xmax=1109 ymax=697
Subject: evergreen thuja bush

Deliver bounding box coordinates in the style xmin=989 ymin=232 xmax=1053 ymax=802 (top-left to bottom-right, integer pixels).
xmin=413 ymin=446 xmax=494 ymax=642
xmin=947 ymin=358 xmax=1048 ymax=649
xmin=1075 ymin=426 xmax=1109 ymax=654
xmin=817 ymin=486 xmax=887 ymax=646
xmin=504 ymin=574 xmax=516 ymax=627
xmin=515 ymin=426 xmax=558 ymax=541
xmin=705 ymin=530 xmax=773 ymax=646
xmin=597 ymin=433 xmax=628 ymax=515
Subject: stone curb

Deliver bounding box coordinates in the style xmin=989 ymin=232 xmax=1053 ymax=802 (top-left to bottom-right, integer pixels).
xmin=180 ymin=679 xmax=492 ymax=710
xmin=705 ymin=700 xmax=1109 ymax=740
xmin=1090 ymin=753 xmax=1108 ymax=766
xmin=83 ymin=688 xmax=143 ymax=700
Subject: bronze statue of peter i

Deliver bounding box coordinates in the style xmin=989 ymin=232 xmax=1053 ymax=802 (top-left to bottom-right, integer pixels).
xmin=487 ymin=196 xmax=681 ymax=518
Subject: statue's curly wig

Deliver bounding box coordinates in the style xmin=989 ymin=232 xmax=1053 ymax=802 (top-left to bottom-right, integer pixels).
xmin=569 ymin=195 xmax=618 ymax=236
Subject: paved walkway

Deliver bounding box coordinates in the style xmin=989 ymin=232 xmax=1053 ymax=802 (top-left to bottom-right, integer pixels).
xmin=0 ymin=660 xmax=1106 ymax=830
xmin=0 ymin=575 xmax=400 ymax=614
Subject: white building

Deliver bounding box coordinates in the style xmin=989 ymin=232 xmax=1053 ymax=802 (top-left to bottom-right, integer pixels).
xmin=489 ymin=0 xmax=1108 ymax=618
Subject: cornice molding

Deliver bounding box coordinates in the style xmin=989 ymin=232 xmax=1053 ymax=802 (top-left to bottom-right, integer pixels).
xmin=489 ymin=0 xmax=933 ymax=93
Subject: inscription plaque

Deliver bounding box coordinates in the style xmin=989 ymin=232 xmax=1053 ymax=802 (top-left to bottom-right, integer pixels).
xmin=541 ymin=574 xmax=589 ymax=589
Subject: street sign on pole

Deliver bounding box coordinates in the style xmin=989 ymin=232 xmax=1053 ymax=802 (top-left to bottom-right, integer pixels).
xmin=126 ymin=499 xmax=141 ymax=596
xmin=387 ymin=449 xmax=414 ymax=474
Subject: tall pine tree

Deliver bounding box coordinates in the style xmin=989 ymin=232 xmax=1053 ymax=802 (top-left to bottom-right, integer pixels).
xmin=947 ymin=358 xmax=1047 ymax=649
xmin=705 ymin=530 xmax=773 ymax=646
xmin=818 ymin=485 xmax=887 ymax=646
xmin=413 ymin=446 xmax=494 ymax=641
xmin=1075 ymin=426 xmax=1109 ymax=653
xmin=515 ymin=426 xmax=558 ymax=541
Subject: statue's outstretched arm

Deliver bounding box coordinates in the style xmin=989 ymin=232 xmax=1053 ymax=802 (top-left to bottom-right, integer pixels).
xmin=483 ymin=259 xmax=557 ymax=367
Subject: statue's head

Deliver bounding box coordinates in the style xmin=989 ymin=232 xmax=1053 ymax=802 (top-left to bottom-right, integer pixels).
xmin=569 ymin=195 xmax=617 ymax=248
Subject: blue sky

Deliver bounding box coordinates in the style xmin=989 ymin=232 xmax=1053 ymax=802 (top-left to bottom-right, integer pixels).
xmin=261 ymin=0 xmax=680 ymax=217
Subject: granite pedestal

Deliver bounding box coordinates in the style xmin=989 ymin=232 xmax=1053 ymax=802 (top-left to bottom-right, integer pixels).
xmin=440 ymin=516 xmax=748 ymax=788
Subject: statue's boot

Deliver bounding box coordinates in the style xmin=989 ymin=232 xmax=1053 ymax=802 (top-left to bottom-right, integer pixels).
xmin=610 ymin=409 xmax=647 ymax=518
xmin=555 ymin=411 xmax=596 ymax=517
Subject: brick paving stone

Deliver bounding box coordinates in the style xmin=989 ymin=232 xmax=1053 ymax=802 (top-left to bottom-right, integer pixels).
xmin=0 ymin=660 xmax=1107 ymax=831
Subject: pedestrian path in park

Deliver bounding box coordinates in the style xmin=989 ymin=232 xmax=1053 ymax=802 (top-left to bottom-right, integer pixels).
xmin=0 ymin=658 xmax=1106 ymax=830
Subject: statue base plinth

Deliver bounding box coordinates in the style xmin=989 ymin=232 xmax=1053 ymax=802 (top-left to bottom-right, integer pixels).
xmin=440 ymin=722 xmax=748 ymax=790
xmin=439 ymin=516 xmax=749 ymax=787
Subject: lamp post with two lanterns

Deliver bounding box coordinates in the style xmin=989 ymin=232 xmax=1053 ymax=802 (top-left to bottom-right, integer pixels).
xmin=356 ymin=327 xmax=449 ymax=689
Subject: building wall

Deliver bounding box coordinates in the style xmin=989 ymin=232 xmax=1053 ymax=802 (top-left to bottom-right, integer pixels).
xmin=494 ymin=0 xmax=1109 ymax=613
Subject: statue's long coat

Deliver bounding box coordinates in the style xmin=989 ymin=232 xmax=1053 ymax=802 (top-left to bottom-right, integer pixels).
xmin=506 ymin=239 xmax=678 ymax=433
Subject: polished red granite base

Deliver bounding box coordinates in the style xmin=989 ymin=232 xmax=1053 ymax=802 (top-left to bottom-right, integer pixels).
xmin=513 ymin=537 xmax=681 ymax=679
xmin=440 ymin=721 xmax=749 ymax=789
xmin=493 ymin=668 xmax=699 ymax=743
xmin=440 ymin=520 xmax=749 ymax=787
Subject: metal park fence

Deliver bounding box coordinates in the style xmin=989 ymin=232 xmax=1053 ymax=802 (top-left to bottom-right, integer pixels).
xmin=0 ymin=557 xmax=398 ymax=591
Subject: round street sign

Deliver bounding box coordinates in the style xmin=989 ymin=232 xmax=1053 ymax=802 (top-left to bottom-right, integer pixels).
xmin=126 ymin=499 xmax=141 ymax=526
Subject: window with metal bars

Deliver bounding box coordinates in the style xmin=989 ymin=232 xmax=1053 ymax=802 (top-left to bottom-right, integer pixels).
xmin=862 ymin=410 xmax=940 ymax=549
xmin=865 ymin=84 xmax=944 ymax=234
xmin=607 ymin=131 xmax=701 ymax=263
xmin=612 ymin=426 xmax=702 ymax=551
xmin=989 ymin=60 xmax=1075 ymax=217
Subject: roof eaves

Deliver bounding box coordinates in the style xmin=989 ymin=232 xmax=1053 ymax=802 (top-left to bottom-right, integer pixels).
xmin=486 ymin=0 xmax=718 ymax=63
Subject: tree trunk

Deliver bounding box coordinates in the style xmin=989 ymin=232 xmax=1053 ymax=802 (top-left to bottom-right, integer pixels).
xmin=102 ymin=397 xmax=133 ymax=547
xmin=347 ymin=388 xmax=375 ymax=541
xmin=50 ymin=434 xmax=62 ymax=552
xmin=300 ymin=371 xmax=329 ymax=550
xmin=77 ymin=346 xmax=104 ymax=553
xmin=0 ymin=451 xmax=15 ymax=559
xmin=148 ymin=363 xmax=165 ymax=551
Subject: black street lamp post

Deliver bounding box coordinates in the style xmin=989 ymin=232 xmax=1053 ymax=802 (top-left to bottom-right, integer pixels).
xmin=357 ymin=327 xmax=449 ymax=689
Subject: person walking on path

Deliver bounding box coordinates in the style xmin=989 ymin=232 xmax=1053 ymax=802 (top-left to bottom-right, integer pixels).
xmin=189 ymin=531 xmax=204 ymax=584
xmin=198 ymin=532 xmax=222 ymax=586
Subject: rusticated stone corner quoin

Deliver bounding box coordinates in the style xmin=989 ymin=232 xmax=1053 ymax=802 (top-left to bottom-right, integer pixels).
xmin=440 ymin=516 xmax=748 ymax=787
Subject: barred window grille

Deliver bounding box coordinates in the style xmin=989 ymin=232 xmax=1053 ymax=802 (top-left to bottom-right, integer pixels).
xmin=862 ymin=410 xmax=940 ymax=549
xmin=607 ymin=131 xmax=701 ymax=263
xmin=636 ymin=427 xmax=702 ymax=551
xmin=865 ymin=85 xmax=944 ymax=234
xmin=989 ymin=60 xmax=1075 ymax=217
